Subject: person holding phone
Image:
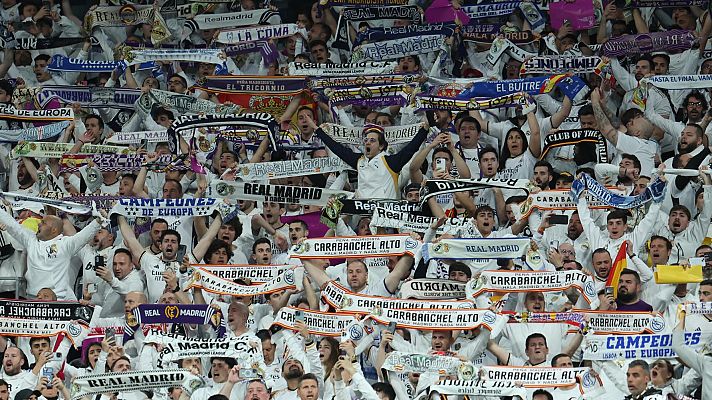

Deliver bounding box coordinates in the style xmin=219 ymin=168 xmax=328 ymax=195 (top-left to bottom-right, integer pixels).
xmin=85 ymin=248 xmax=146 ymax=317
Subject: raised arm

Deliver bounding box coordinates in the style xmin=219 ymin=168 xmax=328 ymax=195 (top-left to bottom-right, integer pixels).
xmin=192 ymin=214 xmax=222 ymax=262
xmin=302 ymin=258 xmax=331 ymax=289
xmin=308 ymin=115 xmax=362 ymax=169
xmin=591 ymin=87 xmax=618 ymax=145
xmin=118 ymin=215 xmax=146 ymax=262
xmin=550 ymin=95 xmax=572 ymax=129
xmin=384 ymin=254 xmax=414 ymax=294
xmin=385 ymin=124 xmax=429 ymax=173
xmin=527 ymin=109 xmax=541 ymax=158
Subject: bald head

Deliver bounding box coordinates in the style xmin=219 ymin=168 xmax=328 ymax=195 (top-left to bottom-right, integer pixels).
xmin=36 ymin=215 xmax=63 ymax=240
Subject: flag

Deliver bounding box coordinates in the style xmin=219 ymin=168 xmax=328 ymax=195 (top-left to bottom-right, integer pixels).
xmin=607 ymin=241 xmax=628 ymax=298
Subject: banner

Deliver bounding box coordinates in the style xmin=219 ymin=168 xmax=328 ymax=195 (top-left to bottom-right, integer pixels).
xmin=325 ymin=84 xmax=414 ymax=108
xmin=480 ymin=366 xmax=591 ymax=388
xmin=144 ymin=332 xmax=261 ymax=368
xmin=601 ymin=30 xmax=697 ymax=57
xmin=36 ymin=86 xmax=140 ymax=109
xmin=351 ymin=35 xmax=445 ymax=62
xmin=137 ymin=88 xmax=241 ymax=116
xmin=47 ymin=55 xmax=155 ymax=73
xmin=337 ymin=199 xmax=424 ymax=216
xmin=15 ymin=36 xmax=85 ymax=50
xmin=462 ymin=25 xmax=537 ymax=44
xmin=466 ymin=270 xmax=599 ymax=307
xmin=354 ymin=23 xmax=455 ymax=47
xmin=521 ymin=56 xmax=603 ymax=75
xmin=382 ymin=351 xmax=473 ymax=375
xmin=513 ymin=188 xmax=624 ymax=221
xmin=583 ymin=332 xmax=703 ymax=360
xmin=570 ymin=173 xmax=667 ymax=209
xmin=186 ymin=8 xmax=276 ymax=31
xmin=186 ymin=267 xmax=296 ymax=297
xmin=70 ymin=369 xmax=189 ymax=400
xmin=0 ymin=192 xmax=92 ymax=214
xmin=642 ymin=74 xmax=712 ymax=90
xmin=290 ymin=234 xmax=418 ymax=259
xmin=334 ymin=5 xmax=422 ymax=49
xmin=399 ymin=279 xmax=465 ymax=300
xmin=419 ymin=178 xmax=533 ymax=205
xmin=683 ymin=302 xmax=712 ymax=315
xmin=0 ymin=121 xmax=68 ymax=142
xmin=270 ymin=307 xmax=358 ymax=336
xmin=428 ymin=380 xmax=527 ymax=398
xmin=59 ymin=154 xmax=187 ymax=173
xmin=193 ymin=264 xmax=291 ymax=284
xmin=110 ymin=198 xmax=220 ymax=219
xmin=198 ymin=75 xmax=306 ymax=95
xmin=10 ymin=141 xmax=133 ymax=159
xmin=0 ymin=298 xmax=93 ymax=324
xmin=132 ymin=304 xmax=223 ymax=327
xmin=369 ymin=206 xmax=469 ymax=235
xmin=83 ymin=5 xmax=170 ymax=44
xmin=422 ymin=237 xmax=530 ymax=262
xmin=320 ymin=123 xmax=421 ymax=146
xmin=233 ymin=157 xmax=352 ymax=181
xmin=578 ymin=311 xmax=667 ymax=335
xmin=287 ymin=62 xmax=397 ymax=77
xmin=208 ymin=181 xmax=353 ymax=206
xmin=105 ymin=130 xmax=168 ymax=144
xmin=0 ymin=317 xmax=87 ymax=343
xmin=415 ymin=92 xmax=530 ymax=111
xmin=320 ymin=281 xmax=473 ymax=314
xmin=368 ymin=307 xmax=497 ymax=331
xmin=540 ymin=129 xmax=608 ymax=162
xmin=309 ymin=74 xmax=420 ymax=90
xmin=165 ymin=113 xmax=279 ymax=154
xmin=0 ymin=105 xmax=73 ymax=121
xmin=215 ymin=23 xmax=303 ymax=44
xmin=457 ymin=74 xmax=588 ymax=101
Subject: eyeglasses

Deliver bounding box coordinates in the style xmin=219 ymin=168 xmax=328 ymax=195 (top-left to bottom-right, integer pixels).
xmin=688 ymin=101 xmax=704 ymax=108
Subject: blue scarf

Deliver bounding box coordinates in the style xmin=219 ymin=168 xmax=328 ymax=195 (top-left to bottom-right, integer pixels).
xmin=570 ymin=173 xmax=667 ymax=209
xmin=48 ymin=55 xmax=155 ymax=73
xmin=456 ymin=75 xmax=588 ymax=101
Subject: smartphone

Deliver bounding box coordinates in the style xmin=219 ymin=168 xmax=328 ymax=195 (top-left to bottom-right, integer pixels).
xmin=42 ymin=1 xmax=51 ymax=11
xmin=548 ymin=215 xmax=569 ymax=225
xmin=239 ymin=368 xmax=259 ymax=379
xmin=550 ymin=240 xmax=560 ymax=250
xmin=175 ymin=245 xmax=187 ymax=262
xmin=295 ymin=310 xmax=305 ymax=324
xmin=339 ymin=348 xmax=348 ymax=357
xmin=387 ymin=321 xmax=397 ymax=334
xmin=435 ymin=158 xmax=447 ymax=172
xmin=87 ymin=283 xmax=97 ymax=294
xmin=105 ymin=327 xmax=116 ymax=345
xmin=705 ymin=253 xmax=712 ymax=262
xmin=605 ymin=287 xmax=614 ymax=296
xmin=269 ymin=325 xmax=282 ymax=334
xmin=42 ymin=366 xmax=53 ymax=387
xmin=94 ymin=255 xmax=105 ymax=270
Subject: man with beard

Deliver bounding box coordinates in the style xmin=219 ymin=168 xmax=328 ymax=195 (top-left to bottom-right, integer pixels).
xmin=308 ymin=114 xmax=428 ymax=199
xmin=616 ymin=269 xmax=653 ymax=311
xmin=272 ymin=360 xmax=317 ymax=400
xmin=661 ymin=125 xmax=711 ymax=214
xmin=86 ymin=249 xmax=146 ymax=317
xmin=536 ymin=211 xmax=591 ymax=266
xmin=76 ymin=226 xmax=115 ymax=305
xmin=0 ymin=347 xmax=45 ymax=399
xmin=646 ymin=92 xmax=709 ymax=140
xmin=605 ymin=55 xmax=673 ymax=121
xmin=651 ymin=169 xmax=712 ymax=263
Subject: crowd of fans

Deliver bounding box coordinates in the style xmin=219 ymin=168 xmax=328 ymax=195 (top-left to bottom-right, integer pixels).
xmin=0 ymin=0 xmax=711 ymax=399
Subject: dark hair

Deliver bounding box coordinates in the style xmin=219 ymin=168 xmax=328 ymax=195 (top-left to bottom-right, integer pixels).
xmin=620 ymin=154 xmax=641 ymax=171
xmin=110 ymin=355 xmax=131 ymax=371
xmin=397 ymin=55 xmax=421 ymax=67
xmin=534 ymin=160 xmax=554 ymax=176
xmin=629 ymin=359 xmax=650 ymax=373
xmin=669 ymin=205 xmax=692 ymax=221
xmin=592 ymin=247 xmax=611 ymax=258
xmin=85 ymin=114 xmax=105 ymax=130
xmin=636 ymin=55 xmax=654 ymax=70
xmin=204 ymin=239 xmax=234 ymax=263
xmin=505 ymin=195 xmax=527 ymax=206
xmin=551 ymin=353 xmax=571 ymax=367
xmin=448 ymin=261 xmax=472 ymax=278
xmin=607 ymin=209 xmax=629 ymax=224
xmin=478 ymin=146 xmax=498 ymax=160
xmin=458 ymin=116 xmax=481 ymax=132
xmin=578 ymin=104 xmax=594 ymax=117
xmin=700 ymin=279 xmax=712 ymax=287
xmin=474 ymin=205 xmax=495 ymax=217
xmin=151 ymin=218 xmax=169 ymax=229
xmin=432 ymin=147 xmax=453 ymax=162
xmin=0 ymin=79 xmax=13 ymax=97
xmin=160 ymin=229 xmax=181 ymax=243
xmin=34 ymin=54 xmax=51 ymax=63
xmin=113 ymin=248 xmax=133 ymax=261
xmin=163 ymin=178 xmax=184 ymax=194
xmin=499 ymin=128 xmax=528 ymax=170
xmin=651 ymin=53 xmax=670 ymax=66
xmin=252 ymin=237 xmax=272 ymax=253
xmin=207 ymin=395 xmax=229 ymax=400
xmin=319 ymin=337 xmax=340 ymax=379
xmin=620 ymin=108 xmax=643 ymax=127
xmin=649 ymin=235 xmax=673 ymax=251
xmin=256 ymin=329 xmax=271 ymax=342
xmin=121 ymin=173 xmax=137 ymax=184
xmin=372 ymin=382 xmax=397 ymax=400
xmin=210 ymin=357 xmax=238 ymax=368
xmin=298 ymin=373 xmax=319 ymax=388
xmin=289 ymin=219 xmax=309 ymax=231
xmin=29 ymin=337 xmax=50 ymax=346
xmin=683 ymin=91 xmax=708 ymax=111
xmin=375 ymin=112 xmax=394 ymax=126
xmin=687 ymin=123 xmax=704 ymax=139
xmin=0 ymin=379 xmax=8 ymax=389
xmin=620 ymin=268 xmax=641 ymax=284
xmin=525 ymin=333 xmax=548 ymax=348
xmin=532 ymin=389 xmax=554 ymax=400
xmin=167 ymin=73 xmax=187 ymax=87
xmin=308 ymin=39 xmax=328 ymax=50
